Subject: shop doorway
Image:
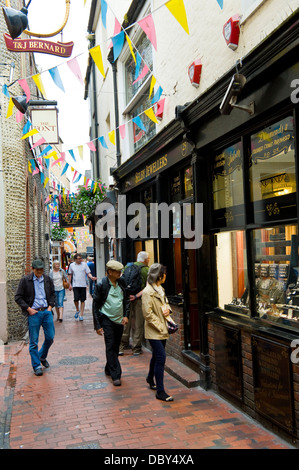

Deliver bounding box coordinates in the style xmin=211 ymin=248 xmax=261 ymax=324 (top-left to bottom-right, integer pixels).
xmin=184 ymin=244 xmax=200 ymax=353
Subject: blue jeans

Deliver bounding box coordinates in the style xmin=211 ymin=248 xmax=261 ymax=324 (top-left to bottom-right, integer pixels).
xmin=28 ymin=310 xmax=55 ymax=371
xmin=55 ymin=289 xmax=65 ymax=308
xmin=148 ymin=339 xmax=167 ymax=393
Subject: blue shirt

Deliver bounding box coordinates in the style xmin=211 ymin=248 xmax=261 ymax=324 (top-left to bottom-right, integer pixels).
xmin=32 ymin=275 xmax=48 ymax=309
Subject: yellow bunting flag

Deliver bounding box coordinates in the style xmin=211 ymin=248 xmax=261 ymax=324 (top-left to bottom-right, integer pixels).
xmin=78 ymin=145 xmax=84 ymax=159
xmin=21 ymin=129 xmax=38 ymax=139
xmin=149 ymin=76 xmax=156 ymax=98
xmin=108 ymin=130 xmax=115 ymax=145
xmin=44 ymin=151 xmax=57 ymax=159
xmin=6 ymin=97 xmax=14 ymax=118
xmin=28 ymin=161 xmax=32 ymax=173
xmin=89 ymin=45 xmax=105 ymax=78
xmin=32 ymin=73 xmax=47 ymax=98
xmin=126 ymin=36 xmax=136 ymax=64
xmin=43 ymin=177 xmax=49 ymax=188
xmin=144 ymin=107 xmax=159 ymax=124
xmin=165 ymin=0 xmax=189 ymax=34
xmin=93 ymin=182 xmax=98 ymax=193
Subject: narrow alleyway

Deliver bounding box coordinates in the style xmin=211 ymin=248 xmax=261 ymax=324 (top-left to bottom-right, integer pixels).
xmin=0 ymin=291 xmax=294 ymax=451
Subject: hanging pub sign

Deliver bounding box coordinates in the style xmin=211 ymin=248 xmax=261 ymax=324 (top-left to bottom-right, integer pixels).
xmin=4 ymin=33 xmax=74 ymax=57
xmin=31 ymin=108 xmax=59 ymax=144
xmin=59 ymin=198 xmax=84 ymax=229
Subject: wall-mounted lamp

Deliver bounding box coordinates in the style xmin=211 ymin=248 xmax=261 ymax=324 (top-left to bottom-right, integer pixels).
xmin=2 ymin=0 xmax=32 ymax=40
xmin=12 ymin=95 xmax=58 ymax=114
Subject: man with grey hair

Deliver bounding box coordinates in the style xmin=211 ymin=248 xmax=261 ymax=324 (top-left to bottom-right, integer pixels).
xmin=119 ymin=251 xmax=150 ymax=356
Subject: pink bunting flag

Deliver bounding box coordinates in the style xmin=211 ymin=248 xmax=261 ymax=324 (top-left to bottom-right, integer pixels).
xmin=109 ymin=18 xmax=122 ymax=48
xmin=51 ymin=156 xmax=65 ymax=167
xmin=119 ymin=124 xmax=126 ymax=140
xmin=85 ymin=178 xmax=90 ymax=189
xmin=32 ymin=167 xmax=39 ymax=175
xmin=67 ymin=57 xmax=84 ymax=85
xmin=16 ymin=110 xmax=24 ymax=122
xmin=132 ymin=64 xmax=149 ymax=84
xmin=138 ymin=14 xmax=157 ymax=51
xmin=18 ymin=78 xmax=30 ymax=102
xmin=44 ymin=195 xmax=50 ymax=204
xmin=72 ymin=170 xmax=78 ymax=183
xmin=37 ymin=158 xmax=44 ymax=170
xmin=87 ymin=141 xmax=97 ymax=151
xmin=31 ymin=137 xmax=46 ymax=149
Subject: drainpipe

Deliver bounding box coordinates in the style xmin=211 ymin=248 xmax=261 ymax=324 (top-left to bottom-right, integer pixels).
xmin=91 ymin=39 xmax=100 ymax=179
xmin=109 ymin=58 xmax=121 ymax=167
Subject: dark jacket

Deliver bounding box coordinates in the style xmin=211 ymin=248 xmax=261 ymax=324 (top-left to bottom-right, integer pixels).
xmin=92 ymin=276 xmax=130 ymax=330
xmin=15 ymin=273 xmax=56 ymax=316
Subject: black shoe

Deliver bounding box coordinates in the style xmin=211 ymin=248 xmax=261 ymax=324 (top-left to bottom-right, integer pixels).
xmin=40 ymin=359 xmax=50 ymax=368
xmin=156 ymin=391 xmax=173 ymax=402
xmin=104 ymin=369 xmax=111 ymax=376
xmin=113 ymin=379 xmax=121 ymax=386
xmin=146 ymin=377 xmax=157 ymax=390
xmin=34 ymin=368 xmax=43 ymax=376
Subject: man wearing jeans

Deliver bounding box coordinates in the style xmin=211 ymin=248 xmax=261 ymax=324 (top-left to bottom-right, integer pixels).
xmin=15 ymin=258 xmax=56 ymax=376
xmin=68 ymin=254 xmax=97 ymax=320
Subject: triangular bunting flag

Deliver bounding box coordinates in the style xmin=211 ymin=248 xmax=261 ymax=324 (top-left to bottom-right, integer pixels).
xmin=165 ymin=0 xmax=189 ymax=34
xmin=119 ymin=124 xmax=126 ymax=140
xmin=134 ymin=52 xmax=142 ymax=81
xmin=23 ymin=120 xmax=31 ymax=134
xmin=21 ymin=129 xmax=38 ymax=139
xmin=101 ymin=0 xmax=108 ymax=28
xmin=6 ymin=97 xmax=14 ymax=118
xmin=37 ymin=144 xmax=52 ymax=156
xmin=78 ymin=145 xmax=84 ymax=159
xmin=49 ymin=66 xmax=65 ymax=92
xmin=132 ymin=116 xmax=146 ymax=132
xmin=87 ymin=141 xmax=97 ymax=151
xmin=144 ymin=107 xmax=159 ymax=124
xmin=126 ymin=36 xmax=136 ymax=64
xmin=90 ymin=45 xmax=105 ymax=78
xmin=151 ymin=86 xmax=163 ymax=104
xmin=112 ymin=31 xmax=125 ymax=62
xmin=98 ymin=136 xmax=108 ymax=149
xmin=73 ymin=173 xmax=82 ymax=184
xmin=31 ymin=137 xmax=46 ymax=149
xmin=108 ymin=130 xmax=115 ymax=145
xmin=16 ymin=110 xmax=24 ymax=122
xmin=68 ymin=149 xmax=76 ymax=161
xmin=18 ymin=78 xmax=30 ymax=102
xmin=61 ymin=162 xmax=69 ymax=176
xmin=67 ymin=57 xmax=83 ymax=85
xmin=138 ymin=14 xmax=157 ymax=51
xmin=149 ymin=76 xmax=156 ymax=98
xmin=133 ymin=64 xmax=149 ymax=85
xmin=109 ymin=18 xmax=122 ymax=48
xmin=2 ymin=84 xmax=10 ymax=97
xmin=216 ymin=0 xmax=224 ymax=8
xmin=32 ymin=73 xmax=47 ymax=97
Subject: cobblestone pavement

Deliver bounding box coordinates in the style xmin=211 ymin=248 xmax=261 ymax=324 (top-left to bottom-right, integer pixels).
xmin=0 ymin=290 xmax=295 ymax=452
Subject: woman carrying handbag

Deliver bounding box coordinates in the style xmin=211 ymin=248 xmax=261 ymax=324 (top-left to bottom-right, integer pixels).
xmin=142 ymin=263 xmax=175 ymax=402
xmin=49 ymin=261 xmax=69 ymax=322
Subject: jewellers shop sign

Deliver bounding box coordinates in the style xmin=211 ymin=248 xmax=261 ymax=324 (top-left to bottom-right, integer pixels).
xmin=4 ymin=33 xmax=73 ymax=57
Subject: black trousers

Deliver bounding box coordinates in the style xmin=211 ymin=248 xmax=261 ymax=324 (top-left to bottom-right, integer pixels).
xmin=102 ymin=315 xmax=124 ymax=380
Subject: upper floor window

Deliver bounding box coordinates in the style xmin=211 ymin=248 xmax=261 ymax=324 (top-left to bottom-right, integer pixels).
xmin=125 ymin=33 xmax=153 ymax=105
xmin=240 ymin=0 xmax=267 ymax=22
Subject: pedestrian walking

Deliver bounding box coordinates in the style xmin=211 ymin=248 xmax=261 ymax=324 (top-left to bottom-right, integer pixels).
xmin=49 ymin=261 xmax=68 ymax=322
xmin=14 ymin=258 xmax=56 ymax=376
xmin=68 ymin=253 xmax=97 ymax=321
xmin=92 ymin=260 xmax=130 ymax=386
xmin=87 ymin=256 xmax=96 ymax=296
xmin=119 ymin=251 xmax=150 ymax=356
xmin=142 ymin=263 xmax=174 ymax=402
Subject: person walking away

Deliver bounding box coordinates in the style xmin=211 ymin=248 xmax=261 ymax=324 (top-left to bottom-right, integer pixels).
xmin=119 ymin=251 xmax=150 ymax=356
xmin=87 ymin=256 xmax=96 ymax=296
xmin=92 ymin=260 xmax=130 ymax=386
xmin=15 ymin=258 xmax=56 ymax=376
xmin=68 ymin=253 xmax=97 ymax=321
xmin=142 ymin=263 xmax=174 ymax=402
xmin=49 ymin=260 xmax=68 ymax=322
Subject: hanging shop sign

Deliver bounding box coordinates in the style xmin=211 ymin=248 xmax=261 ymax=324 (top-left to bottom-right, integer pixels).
xmin=59 ymin=199 xmax=84 ymax=229
xmin=4 ymin=33 xmax=74 ymax=57
xmin=30 ymin=108 xmax=59 ymax=144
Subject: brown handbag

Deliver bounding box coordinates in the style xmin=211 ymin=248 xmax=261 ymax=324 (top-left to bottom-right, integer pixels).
xmin=62 ymin=275 xmax=69 ymax=289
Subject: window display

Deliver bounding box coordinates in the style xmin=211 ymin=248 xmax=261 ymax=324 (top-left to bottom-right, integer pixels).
xmin=216 ymin=230 xmax=248 ymax=314
xmin=253 ymin=225 xmax=299 ymax=326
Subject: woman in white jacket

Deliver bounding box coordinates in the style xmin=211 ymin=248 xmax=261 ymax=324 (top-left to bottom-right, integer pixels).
xmin=142 ymin=263 xmax=174 ymax=402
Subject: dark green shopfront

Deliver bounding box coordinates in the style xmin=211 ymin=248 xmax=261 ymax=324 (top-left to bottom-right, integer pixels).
xmin=112 ymin=12 xmax=299 ymax=443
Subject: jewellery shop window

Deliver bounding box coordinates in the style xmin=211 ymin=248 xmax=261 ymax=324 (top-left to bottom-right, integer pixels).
xmin=249 ymin=116 xmax=296 ymax=224
xmin=253 ymin=224 xmax=299 ymax=329
xmin=216 ymin=230 xmax=249 ymax=315
xmin=212 ymin=141 xmax=245 ymax=229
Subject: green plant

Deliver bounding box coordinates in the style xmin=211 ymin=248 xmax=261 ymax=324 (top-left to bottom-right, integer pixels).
xmin=51 ymin=224 xmax=69 ymax=241
xmin=71 ymin=183 xmax=106 ymax=220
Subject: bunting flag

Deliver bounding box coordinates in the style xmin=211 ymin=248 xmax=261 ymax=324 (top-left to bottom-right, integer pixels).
xmin=149 ymin=76 xmax=156 ymax=98
xmin=31 ymin=137 xmax=46 ymax=149
xmin=23 ymin=120 xmax=31 ymax=134
xmin=101 ymin=0 xmax=108 ymax=28
xmin=6 ymin=97 xmax=14 ymax=118
xmin=134 ymin=52 xmax=142 ymax=81
xmin=32 ymin=73 xmax=47 ymax=97
xmin=109 ymin=18 xmax=122 ymax=48
xmin=73 ymin=173 xmax=82 ymax=184
xmin=49 ymin=66 xmax=65 ymax=92
xmin=98 ymin=136 xmax=108 ymax=149
xmin=165 ymin=0 xmax=189 ymax=34
xmin=67 ymin=57 xmax=83 ymax=85
xmin=152 ymin=86 xmax=163 ymax=104
xmin=144 ymin=107 xmax=159 ymax=124
xmin=28 ymin=161 xmax=32 ymax=173
xmin=68 ymin=149 xmax=76 ymax=161
xmin=132 ymin=116 xmax=146 ymax=132
xmin=43 ymin=177 xmax=49 ymax=188
xmin=216 ymin=0 xmax=224 ymax=8
xmin=119 ymin=124 xmax=126 ymax=140
xmin=72 ymin=170 xmax=78 ymax=183
xmin=133 ymin=64 xmax=149 ymax=85
xmin=37 ymin=144 xmax=52 ymax=156
xmin=78 ymin=145 xmax=84 ymax=159
xmin=87 ymin=141 xmax=97 ymax=151
xmin=61 ymin=162 xmax=69 ymax=176
xmin=126 ymin=36 xmax=136 ymax=64
xmin=18 ymin=79 xmax=30 ymax=102
xmin=108 ymin=130 xmax=115 ymax=145
xmin=16 ymin=110 xmax=24 ymax=122
xmin=138 ymin=14 xmax=157 ymax=51
xmin=112 ymin=31 xmax=125 ymax=62
xmin=21 ymin=128 xmax=38 ymax=139
xmin=2 ymin=84 xmax=10 ymax=98
xmin=89 ymin=45 xmax=105 ymax=78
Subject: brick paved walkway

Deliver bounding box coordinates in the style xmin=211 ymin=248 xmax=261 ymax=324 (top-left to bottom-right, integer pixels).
xmin=0 ymin=291 xmax=294 ymax=450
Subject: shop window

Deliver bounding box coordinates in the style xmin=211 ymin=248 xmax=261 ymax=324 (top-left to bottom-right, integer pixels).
xmin=212 ymin=142 xmax=245 ymax=228
xmin=253 ymin=224 xmax=299 ymax=327
xmin=184 ymin=166 xmax=193 ymax=198
xmin=250 ymin=116 xmax=296 ymax=223
xmin=216 ymin=230 xmax=248 ymax=314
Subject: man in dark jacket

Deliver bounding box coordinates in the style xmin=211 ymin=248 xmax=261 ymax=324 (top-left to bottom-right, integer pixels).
xmin=15 ymin=258 xmax=56 ymax=376
xmin=92 ymin=260 xmax=130 ymax=386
